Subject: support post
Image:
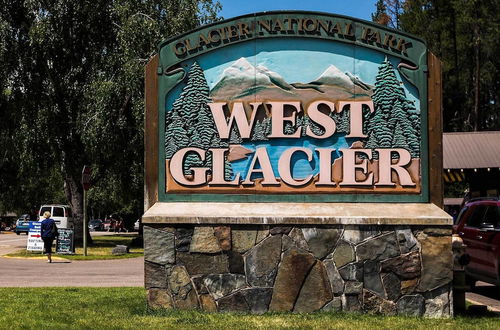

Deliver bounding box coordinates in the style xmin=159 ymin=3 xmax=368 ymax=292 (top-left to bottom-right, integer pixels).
xmin=83 ymin=189 xmax=87 ymax=256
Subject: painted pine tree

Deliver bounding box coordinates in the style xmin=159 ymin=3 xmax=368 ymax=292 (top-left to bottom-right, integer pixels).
xmin=301 ymin=115 xmax=310 ymax=137
xmin=365 ymin=130 xmax=379 ymax=150
xmin=369 ymin=58 xmax=399 ymax=148
xmin=177 ymin=62 xmax=210 ymax=124
xmin=251 ymin=119 xmax=268 ymax=141
xmin=262 ymin=117 xmax=271 ymax=137
xmin=284 ymin=121 xmax=296 ymax=135
xmin=403 ymin=100 xmax=420 ymax=157
xmin=331 ymin=110 xmax=349 ymax=134
xmin=183 ymin=128 xmax=205 ymax=174
xmin=224 ymin=158 xmax=234 ymax=181
xmin=196 ymin=103 xmax=218 ymax=149
xmin=305 ymin=115 xmax=326 ymax=136
xmin=391 ymin=122 xmax=407 ymax=150
xmin=166 ymin=61 xmax=238 ymax=180
xmin=365 ymin=57 xmax=420 ymax=158
xmin=229 ymin=124 xmax=243 ymax=144
xmin=165 ymin=110 xmax=189 ymax=159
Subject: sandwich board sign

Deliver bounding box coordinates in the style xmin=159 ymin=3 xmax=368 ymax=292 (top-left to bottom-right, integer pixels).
xmin=26 ymin=222 xmax=43 ymax=252
xmin=56 ymin=228 xmax=75 ymax=254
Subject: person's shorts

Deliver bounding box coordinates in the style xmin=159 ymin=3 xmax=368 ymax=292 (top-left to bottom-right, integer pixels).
xmin=42 ymin=237 xmax=54 ymax=254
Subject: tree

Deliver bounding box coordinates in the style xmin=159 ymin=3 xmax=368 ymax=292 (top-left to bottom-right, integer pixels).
xmin=284 ymin=121 xmax=296 ymax=135
xmin=229 ymin=124 xmax=243 ymax=144
xmin=262 ymin=117 xmax=272 ymax=137
xmin=224 ymin=159 xmax=234 ymax=181
xmin=0 ymin=0 xmax=221 ymax=240
xmin=165 ymin=110 xmax=189 ymax=159
xmin=371 ymin=0 xmax=404 ymax=29
xmin=176 ymin=62 xmax=212 ymax=126
xmin=399 ymin=0 xmax=499 ymax=131
xmin=331 ymin=109 xmax=349 ymax=134
xmin=365 ymin=57 xmax=420 ymax=158
xmin=251 ymin=119 xmax=268 ymax=141
xmin=196 ymin=103 xmax=218 ymax=148
xmin=372 ymin=0 xmax=391 ymax=26
xmin=392 ymin=122 xmax=408 ymax=151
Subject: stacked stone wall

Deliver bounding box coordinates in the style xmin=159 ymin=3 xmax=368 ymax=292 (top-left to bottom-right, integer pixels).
xmin=144 ymin=224 xmax=453 ymax=317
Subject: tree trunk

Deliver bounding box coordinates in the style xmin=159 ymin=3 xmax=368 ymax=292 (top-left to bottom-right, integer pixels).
xmin=473 ymin=22 xmax=480 ymax=131
xmin=61 ymin=157 xmax=92 ymax=245
xmin=63 ymin=173 xmax=83 ymax=240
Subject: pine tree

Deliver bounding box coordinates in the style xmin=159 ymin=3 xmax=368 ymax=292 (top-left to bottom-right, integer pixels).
xmin=391 ymin=121 xmax=407 ymax=150
xmin=251 ymin=119 xmax=268 ymax=141
xmin=306 ymin=115 xmax=325 ymax=136
xmin=196 ymin=103 xmax=218 ymax=149
xmin=165 ymin=110 xmax=189 ymax=159
xmin=229 ymin=124 xmax=242 ymax=144
xmin=371 ymin=0 xmax=390 ymax=26
xmin=175 ymin=62 xmax=211 ymax=125
xmin=301 ymin=115 xmax=310 ymax=137
xmin=263 ymin=117 xmax=271 ymax=137
xmin=224 ymin=158 xmax=234 ymax=181
xmin=183 ymin=151 xmax=205 ymax=175
xmin=365 ymin=130 xmax=379 ymax=150
xmin=365 ymin=57 xmax=420 ymax=157
xmin=183 ymin=128 xmax=204 ymax=175
xmin=331 ymin=110 xmax=349 ymax=134
xmin=284 ymin=121 xmax=296 ymax=135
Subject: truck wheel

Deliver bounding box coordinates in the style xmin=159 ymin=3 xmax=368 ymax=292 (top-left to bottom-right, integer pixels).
xmin=16 ymin=232 xmax=20 ymax=235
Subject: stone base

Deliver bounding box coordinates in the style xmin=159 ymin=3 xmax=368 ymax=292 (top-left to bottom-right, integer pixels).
xmin=143 ymin=222 xmax=453 ymax=317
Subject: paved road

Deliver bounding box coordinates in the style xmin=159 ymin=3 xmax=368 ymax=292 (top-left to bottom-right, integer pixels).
xmin=0 ymin=257 xmax=143 ymax=287
xmin=0 ymin=231 xmax=143 ymax=287
xmin=0 ymin=232 xmax=28 ymax=255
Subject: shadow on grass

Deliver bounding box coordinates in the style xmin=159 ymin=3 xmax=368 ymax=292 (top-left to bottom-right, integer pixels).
xmin=457 ymin=304 xmax=500 ymax=318
xmin=141 ymin=305 xmax=500 ymax=322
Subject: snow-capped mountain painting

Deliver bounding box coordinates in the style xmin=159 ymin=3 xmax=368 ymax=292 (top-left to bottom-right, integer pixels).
xmin=210 ymin=57 xmax=373 ymax=102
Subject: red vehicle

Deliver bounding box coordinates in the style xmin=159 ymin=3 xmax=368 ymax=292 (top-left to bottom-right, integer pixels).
xmin=453 ymin=197 xmax=500 ymax=287
xmin=103 ymin=219 xmax=114 ymax=231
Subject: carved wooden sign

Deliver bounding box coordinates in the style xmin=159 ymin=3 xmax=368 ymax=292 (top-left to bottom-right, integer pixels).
xmin=154 ymin=11 xmax=429 ymax=203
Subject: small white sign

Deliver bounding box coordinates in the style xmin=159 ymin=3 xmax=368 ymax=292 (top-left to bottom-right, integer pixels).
xmin=27 ymin=222 xmax=44 ymax=252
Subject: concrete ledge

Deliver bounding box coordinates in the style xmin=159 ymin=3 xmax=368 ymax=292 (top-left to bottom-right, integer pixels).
xmin=142 ymin=202 xmax=452 ymax=225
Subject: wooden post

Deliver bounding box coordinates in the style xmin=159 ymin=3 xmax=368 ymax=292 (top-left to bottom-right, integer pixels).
xmin=427 ymin=52 xmax=444 ymax=208
xmin=144 ymin=55 xmax=159 ymax=211
xmin=83 ymin=189 xmax=87 ymax=256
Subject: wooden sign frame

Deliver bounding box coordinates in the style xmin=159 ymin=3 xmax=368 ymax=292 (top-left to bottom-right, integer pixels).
xmin=144 ymin=11 xmax=443 ymax=209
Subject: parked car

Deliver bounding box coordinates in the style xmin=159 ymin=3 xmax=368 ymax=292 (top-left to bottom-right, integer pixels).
xmin=453 ymin=197 xmax=500 ymax=287
xmin=88 ymin=219 xmax=104 ymax=231
xmin=15 ymin=214 xmax=31 ymax=235
xmin=38 ymin=204 xmax=73 ymax=228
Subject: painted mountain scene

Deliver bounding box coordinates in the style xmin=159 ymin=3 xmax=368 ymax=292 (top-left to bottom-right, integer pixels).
xmin=210 ymin=58 xmax=373 ymax=103
xmin=164 ymin=54 xmax=421 ymax=195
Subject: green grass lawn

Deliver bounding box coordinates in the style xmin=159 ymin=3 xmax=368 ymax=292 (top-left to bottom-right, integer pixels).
xmin=0 ymin=288 xmax=498 ymax=329
xmin=5 ymin=235 xmax=143 ymax=260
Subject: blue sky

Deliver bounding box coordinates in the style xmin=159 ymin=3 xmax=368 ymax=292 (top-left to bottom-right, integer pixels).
xmin=218 ymin=0 xmax=377 ymax=21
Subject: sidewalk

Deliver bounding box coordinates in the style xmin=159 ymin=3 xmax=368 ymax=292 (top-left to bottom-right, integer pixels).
xmin=466 ymin=282 xmax=500 ymax=313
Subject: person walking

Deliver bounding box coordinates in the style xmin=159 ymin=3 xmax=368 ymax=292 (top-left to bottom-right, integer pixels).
xmin=40 ymin=211 xmax=58 ymax=263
